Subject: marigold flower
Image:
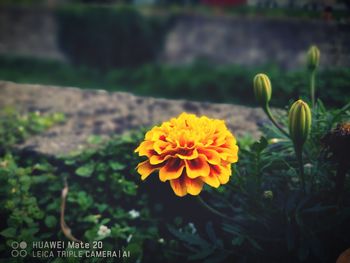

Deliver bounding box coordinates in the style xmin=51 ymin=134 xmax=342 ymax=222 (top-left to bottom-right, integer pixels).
xmin=135 ymin=113 xmax=239 ymax=197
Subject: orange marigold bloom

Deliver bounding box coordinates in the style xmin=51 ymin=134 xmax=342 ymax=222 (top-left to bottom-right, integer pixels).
xmin=135 ymin=112 xmax=239 ymax=197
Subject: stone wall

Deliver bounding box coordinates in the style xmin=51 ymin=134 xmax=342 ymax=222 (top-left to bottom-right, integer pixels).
xmin=161 ymin=14 xmax=350 ymax=69
xmin=0 ymin=7 xmax=349 ymax=69
xmin=0 ymin=7 xmax=65 ymax=61
xmin=0 ymin=81 xmax=270 ymax=156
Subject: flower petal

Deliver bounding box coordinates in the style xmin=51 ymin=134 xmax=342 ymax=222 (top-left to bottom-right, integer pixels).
xmin=198 ymin=148 xmax=221 ymax=165
xmin=175 ymin=148 xmax=198 ymax=160
xmin=159 ymin=158 xmax=185 ymax=182
xmin=184 ymin=177 xmax=204 ymax=195
xmin=185 ymin=156 xmax=210 ymax=178
xmin=201 ymin=170 xmax=220 ymax=188
xmin=153 ymin=140 xmax=169 ymax=154
xmin=149 ymin=154 xmax=172 ymax=165
xmin=136 ymin=160 xmax=158 ymax=180
xmin=135 ymin=141 xmax=154 ymax=157
xmin=210 ymin=164 xmax=231 ymax=184
xmin=170 ymin=178 xmax=187 ymax=197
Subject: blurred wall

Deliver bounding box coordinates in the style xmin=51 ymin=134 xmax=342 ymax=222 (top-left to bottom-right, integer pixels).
xmin=0 ymin=7 xmax=65 ymax=61
xmin=160 ymin=14 xmax=350 ymax=69
xmin=0 ymin=7 xmax=349 ymax=69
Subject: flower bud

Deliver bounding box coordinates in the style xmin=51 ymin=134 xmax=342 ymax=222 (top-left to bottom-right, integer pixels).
xmin=288 ymin=100 xmax=312 ymax=148
xmin=307 ymin=45 xmax=320 ymax=70
xmin=253 ymin=73 xmax=272 ymax=107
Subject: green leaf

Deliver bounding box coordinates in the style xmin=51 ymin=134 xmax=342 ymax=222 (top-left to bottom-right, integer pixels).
xmin=45 ymin=215 xmax=57 ymax=228
xmin=124 ymin=242 xmax=142 ymax=263
xmin=232 ymin=236 xmax=244 ymax=246
xmin=188 ymin=246 xmax=215 ymax=261
xmin=205 ymin=222 xmax=217 ymax=245
xmin=0 ymin=227 xmax=16 ymax=238
xmin=109 ymin=161 xmax=126 ymax=171
xmin=251 ymin=136 xmax=268 ymax=153
xmin=246 ymin=237 xmax=263 ymax=251
xmin=87 ymin=135 xmax=103 ymax=145
xmin=168 ymin=225 xmax=209 ymax=248
xmin=75 ymin=164 xmax=94 ymax=177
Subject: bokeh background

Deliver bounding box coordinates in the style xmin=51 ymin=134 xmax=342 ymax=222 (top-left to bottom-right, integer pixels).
xmin=0 ymin=0 xmax=349 ymax=108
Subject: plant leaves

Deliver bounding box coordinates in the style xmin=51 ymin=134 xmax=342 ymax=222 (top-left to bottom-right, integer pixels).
xmin=0 ymin=227 xmax=16 ymax=238
xmin=75 ymin=164 xmax=94 ymax=177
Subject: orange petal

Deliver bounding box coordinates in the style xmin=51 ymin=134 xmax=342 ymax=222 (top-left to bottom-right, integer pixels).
xmin=153 ymin=140 xmax=169 ymax=154
xmin=150 ymin=154 xmax=172 ymax=165
xmin=225 ymin=145 xmax=239 ymax=163
xmin=201 ymin=170 xmax=220 ymax=188
xmin=175 ymin=148 xmax=198 ymax=160
xmin=185 ymin=156 xmax=210 ymax=178
xmin=198 ymin=149 xmax=221 ymax=165
xmin=184 ymin=177 xmax=204 ymax=195
xmin=135 ymin=141 xmax=154 ymax=156
xmin=210 ymin=164 xmax=231 ymax=184
xmin=159 ymin=158 xmax=185 ymax=182
xmin=136 ymin=160 xmax=158 ymax=180
xmin=170 ymin=178 xmax=187 ymax=197
xmin=213 ymin=147 xmax=238 ymax=162
xmin=145 ymin=128 xmax=164 ymax=141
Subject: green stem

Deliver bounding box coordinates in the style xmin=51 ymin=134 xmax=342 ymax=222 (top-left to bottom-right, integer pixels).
xmin=295 ymin=146 xmax=305 ymax=193
xmin=264 ymin=105 xmax=290 ymax=138
xmin=196 ymin=196 xmax=232 ymax=221
xmin=310 ymin=70 xmax=316 ymax=107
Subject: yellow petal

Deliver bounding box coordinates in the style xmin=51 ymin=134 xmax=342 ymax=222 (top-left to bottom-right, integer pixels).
xmin=225 ymin=145 xmax=239 ymax=163
xmin=185 ymin=156 xmax=210 ymax=179
xmin=210 ymin=164 xmax=231 ymax=184
xmin=175 ymin=148 xmax=198 ymax=160
xmin=184 ymin=177 xmax=204 ymax=195
xmin=136 ymin=160 xmax=158 ymax=180
xmin=170 ymin=178 xmax=187 ymax=197
xmin=149 ymin=154 xmax=172 ymax=165
xmin=135 ymin=141 xmax=154 ymax=157
xmin=198 ymin=149 xmax=221 ymax=165
xmin=159 ymin=158 xmax=185 ymax=182
xmin=201 ymin=170 xmax=220 ymax=188
xmin=153 ymin=140 xmax=169 ymax=154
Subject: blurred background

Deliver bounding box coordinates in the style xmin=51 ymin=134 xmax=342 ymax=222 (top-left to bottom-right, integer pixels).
xmin=0 ymin=0 xmax=349 ymax=108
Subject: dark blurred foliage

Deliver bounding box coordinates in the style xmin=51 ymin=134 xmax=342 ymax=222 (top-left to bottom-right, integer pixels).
xmin=56 ymin=5 xmax=173 ymax=70
xmin=0 ymin=56 xmax=349 ymax=108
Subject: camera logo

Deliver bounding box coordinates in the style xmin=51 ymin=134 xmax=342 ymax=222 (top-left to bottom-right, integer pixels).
xmin=11 ymin=241 xmax=27 ymax=257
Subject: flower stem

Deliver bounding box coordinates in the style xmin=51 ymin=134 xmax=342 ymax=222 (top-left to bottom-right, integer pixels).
xmin=295 ymin=146 xmax=305 ymax=193
xmin=264 ymin=105 xmax=290 ymax=138
xmin=196 ymin=196 xmax=232 ymax=221
xmin=310 ymin=70 xmax=316 ymax=107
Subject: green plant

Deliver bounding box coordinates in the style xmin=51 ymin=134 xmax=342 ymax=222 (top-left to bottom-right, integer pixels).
xmin=0 ymin=108 xmax=65 ymax=152
xmin=1 ymin=56 xmax=349 ymax=108
xmin=158 ymin=47 xmax=350 ymax=263
xmin=0 ymin=130 xmax=172 ymax=262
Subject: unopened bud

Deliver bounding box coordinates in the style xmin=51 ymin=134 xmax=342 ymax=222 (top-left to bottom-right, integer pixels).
xmin=253 ymin=73 xmax=272 ymax=107
xmin=307 ymin=45 xmax=320 ymax=71
xmin=288 ymin=100 xmax=312 ymax=149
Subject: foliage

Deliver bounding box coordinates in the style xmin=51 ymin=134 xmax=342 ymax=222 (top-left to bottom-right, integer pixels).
xmin=165 ymin=102 xmax=350 ymax=262
xmin=0 ymin=108 xmax=65 ymax=152
xmin=0 ymin=56 xmax=349 ymax=108
xmin=0 ymin=105 xmax=349 ymax=262
xmin=0 ymin=125 xmax=175 ymax=262
xmin=56 ymin=5 xmax=172 ymax=69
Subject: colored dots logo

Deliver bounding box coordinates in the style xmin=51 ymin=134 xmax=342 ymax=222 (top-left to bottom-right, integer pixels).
xmin=11 ymin=241 xmax=27 ymax=257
